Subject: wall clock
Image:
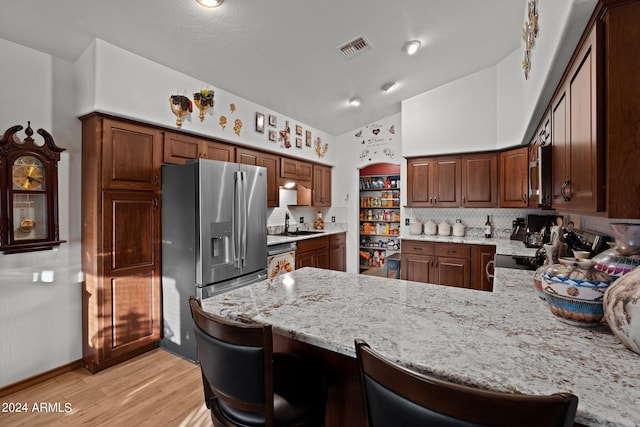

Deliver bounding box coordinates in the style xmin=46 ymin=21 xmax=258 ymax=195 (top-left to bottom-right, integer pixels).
xmin=0 ymin=122 xmax=66 ymax=254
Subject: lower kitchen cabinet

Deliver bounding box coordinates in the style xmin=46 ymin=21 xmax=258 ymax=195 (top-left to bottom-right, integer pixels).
xmin=297 ymin=234 xmax=346 ymax=271
xmin=401 ymin=240 xmax=494 ymax=291
xmin=471 ymin=244 xmax=496 ymax=292
xmin=329 ymin=233 xmax=346 ymax=272
xmin=296 ymin=235 xmax=330 ymax=269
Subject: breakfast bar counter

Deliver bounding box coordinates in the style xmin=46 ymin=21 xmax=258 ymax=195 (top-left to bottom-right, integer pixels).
xmin=201 ymin=267 xmax=640 ymax=427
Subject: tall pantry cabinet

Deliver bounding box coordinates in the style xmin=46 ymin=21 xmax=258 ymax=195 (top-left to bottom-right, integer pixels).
xmin=81 ymin=114 xmax=162 ymax=373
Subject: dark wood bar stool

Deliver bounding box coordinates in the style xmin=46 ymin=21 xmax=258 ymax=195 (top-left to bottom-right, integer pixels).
xmin=190 ymin=296 xmax=327 ymax=426
xmin=355 ymin=338 xmax=578 ymax=427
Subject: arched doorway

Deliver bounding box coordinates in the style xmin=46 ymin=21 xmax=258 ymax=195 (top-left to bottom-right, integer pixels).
xmin=358 ymin=163 xmax=401 ymax=276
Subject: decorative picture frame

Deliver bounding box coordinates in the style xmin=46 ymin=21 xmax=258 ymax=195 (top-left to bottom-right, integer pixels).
xmin=305 ymin=130 xmax=312 ymax=147
xmin=295 ymin=124 xmax=303 ymax=136
xmin=255 ymin=112 xmax=265 ymax=133
xmin=268 ymin=114 xmax=277 ymax=127
xmin=296 ymin=137 xmax=303 ymax=148
xmin=269 ymin=129 xmax=277 ymax=142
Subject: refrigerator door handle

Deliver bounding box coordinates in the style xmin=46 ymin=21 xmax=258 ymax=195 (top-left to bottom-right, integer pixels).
xmin=240 ymin=171 xmax=248 ymax=267
xmin=233 ymin=171 xmax=242 ymax=268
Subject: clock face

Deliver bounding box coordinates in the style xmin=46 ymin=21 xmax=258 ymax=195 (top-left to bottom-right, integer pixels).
xmin=12 ymin=156 xmax=45 ymax=190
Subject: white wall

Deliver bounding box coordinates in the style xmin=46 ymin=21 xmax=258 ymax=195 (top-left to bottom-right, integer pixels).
xmin=0 ymin=38 xmax=83 ymax=387
xmin=402 ymin=66 xmax=497 ymax=156
xmin=403 ymin=0 xmax=598 ymax=155
xmin=79 ymin=39 xmax=336 ymax=166
xmin=1 ymin=36 xmax=339 ymax=388
xmin=336 ymin=113 xmax=402 ymax=272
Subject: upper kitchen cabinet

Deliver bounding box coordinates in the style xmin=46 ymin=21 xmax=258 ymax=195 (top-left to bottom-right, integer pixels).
xmin=236 ymin=147 xmax=280 ymax=207
xmin=99 ymin=118 xmax=163 ymax=191
xmin=461 ymin=152 xmax=497 ymax=208
xmin=312 ymin=164 xmax=332 ymax=207
xmin=551 ymin=24 xmax=602 ymax=213
xmin=549 ymin=1 xmax=640 ymax=218
xmin=406 ymin=156 xmax=460 ymax=207
xmin=499 ymin=147 xmax=529 ymax=208
xmin=163 ymin=131 xmax=234 ymax=164
xmin=281 ymin=157 xmax=313 ymax=181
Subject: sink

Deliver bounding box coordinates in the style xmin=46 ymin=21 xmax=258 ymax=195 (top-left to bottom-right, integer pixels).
xmin=271 ymin=230 xmax=324 ymax=237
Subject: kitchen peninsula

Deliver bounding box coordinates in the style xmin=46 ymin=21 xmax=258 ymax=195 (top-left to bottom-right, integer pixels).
xmin=202 ymin=267 xmax=640 ymax=427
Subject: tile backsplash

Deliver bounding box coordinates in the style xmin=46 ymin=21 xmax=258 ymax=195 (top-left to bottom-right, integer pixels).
xmin=267 ymin=189 xmax=347 ymax=232
xmin=405 ymin=207 xmax=640 ymax=241
xmin=403 ymin=207 xmax=552 ymax=238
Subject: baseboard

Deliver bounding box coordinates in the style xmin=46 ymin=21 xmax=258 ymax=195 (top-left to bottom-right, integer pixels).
xmin=0 ymin=359 xmax=84 ymax=398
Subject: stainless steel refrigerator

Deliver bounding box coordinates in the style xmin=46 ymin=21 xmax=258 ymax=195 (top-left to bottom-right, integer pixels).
xmin=160 ymin=159 xmax=268 ymax=361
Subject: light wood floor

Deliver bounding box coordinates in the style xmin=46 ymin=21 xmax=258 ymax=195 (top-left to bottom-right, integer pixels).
xmin=0 ymin=348 xmax=211 ymax=426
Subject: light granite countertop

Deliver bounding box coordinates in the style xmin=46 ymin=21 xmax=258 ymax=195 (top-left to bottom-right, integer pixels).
xmin=202 ymin=267 xmax=639 ymax=427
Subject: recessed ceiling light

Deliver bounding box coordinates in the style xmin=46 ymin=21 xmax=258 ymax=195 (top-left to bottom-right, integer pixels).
xmin=196 ymin=0 xmax=224 ymax=8
xmin=381 ymin=82 xmax=396 ymax=92
xmin=348 ymin=97 xmax=362 ymax=107
xmin=401 ymin=40 xmax=421 ymax=55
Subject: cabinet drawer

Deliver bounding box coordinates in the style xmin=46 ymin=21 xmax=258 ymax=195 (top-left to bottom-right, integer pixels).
xmin=434 ymin=243 xmax=470 ymax=259
xmin=402 ymin=240 xmax=434 ymax=255
xmin=330 ymin=232 xmax=345 ymax=246
xmin=296 ymin=236 xmax=329 ymax=253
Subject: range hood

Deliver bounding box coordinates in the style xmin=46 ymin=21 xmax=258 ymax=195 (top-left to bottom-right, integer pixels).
xmin=279 ymin=178 xmax=311 ymax=206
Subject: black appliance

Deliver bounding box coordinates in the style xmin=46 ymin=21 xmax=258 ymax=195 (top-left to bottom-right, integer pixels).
xmin=510 ymin=218 xmax=527 ymax=241
xmin=494 ymin=253 xmax=544 ymax=271
xmin=567 ymin=228 xmax=610 ymax=256
xmin=524 ymin=214 xmax=563 ymax=248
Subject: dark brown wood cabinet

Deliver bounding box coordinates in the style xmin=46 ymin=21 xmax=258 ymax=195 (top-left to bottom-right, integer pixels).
xmin=81 ymin=114 xmax=162 ymax=373
xmin=401 ymin=240 xmax=493 ymax=292
xmin=400 ymin=240 xmax=435 ymax=283
xmin=163 ymin=131 xmax=233 ymax=164
xmin=471 ymin=245 xmax=496 ymax=292
xmin=461 ymin=152 xmax=497 ymax=207
xmin=312 ymin=164 xmax=332 ymax=207
xmin=296 ymin=235 xmax=330 ymax=270
xmin=406 ymin=156 xmax=460 ymax=207
xmin=236 ymin=147 xmax=280 ymax=207
xmin=499 ymin=147 xmax=529 ymax=208
xmin=281 ymin=157 xmax=313 ymax=181
xmin=433 ymin=244 xmax=470 ymax=289
xmin=329 ymin=233 xmax=346 ymax=272
xmin=551 ymin=25 xmax=602 ymax=212
xmin=546 ymin=1 xmax=640 ymax=218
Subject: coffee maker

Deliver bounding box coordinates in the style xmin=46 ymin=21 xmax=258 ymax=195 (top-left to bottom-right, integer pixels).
xmin=524 ymin=214 xmax=563 ymax=248
xmin=510 ymin=218 xmax=527 ymax=241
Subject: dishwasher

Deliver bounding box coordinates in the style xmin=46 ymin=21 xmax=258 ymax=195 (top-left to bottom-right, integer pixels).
xmin=267 ymin=242 xmax=297 ymax=279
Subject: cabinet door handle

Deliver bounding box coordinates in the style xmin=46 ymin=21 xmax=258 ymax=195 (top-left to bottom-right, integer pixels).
xmin=155 ymin=175 xmax=159 ymax=187
xmin=429 ymin=196 xmax=433 ymax=204
xmin=522 ymin=194 xmax=527 ymax=205
xmin=560 ymin=180 xmax=571 ymax=201
xmin=433 ymin=197 xmax=437 ymax=204
xmin=485 ymin=260 xmax=495 ymax=282
xmin=154 ymin=196 xmax=159 ymax=210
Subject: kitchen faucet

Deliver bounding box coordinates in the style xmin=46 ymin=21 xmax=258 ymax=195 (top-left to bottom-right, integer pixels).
xmin=284 ymin=212 xmax=290 ymax=233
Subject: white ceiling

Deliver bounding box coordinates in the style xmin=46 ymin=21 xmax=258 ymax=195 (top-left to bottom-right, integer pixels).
xmin=0 ymin=0 xmax=527 ymax=135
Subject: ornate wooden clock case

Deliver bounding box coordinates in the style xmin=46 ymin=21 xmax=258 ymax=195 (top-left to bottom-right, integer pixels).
xmin=0 ymin=122 xmax=66 ymax=254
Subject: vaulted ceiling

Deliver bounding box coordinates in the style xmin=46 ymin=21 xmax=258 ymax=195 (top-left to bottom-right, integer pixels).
xmin=0 ymin=0 xmax=527 ymax=135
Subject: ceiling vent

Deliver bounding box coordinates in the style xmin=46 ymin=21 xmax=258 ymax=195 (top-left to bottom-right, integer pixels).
xmin=336 ymin=36 xmax=371 ymax=59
